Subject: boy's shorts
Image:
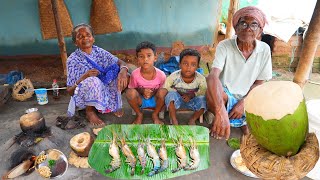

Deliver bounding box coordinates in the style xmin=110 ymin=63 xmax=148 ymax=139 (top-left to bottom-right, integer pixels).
xmin=165 ymin=91 xmax=206 ymax=111
xmin=140 ymin=96 xmax=156 ymax=109
xmin=224 ymin=87 xmax=246 ymax=127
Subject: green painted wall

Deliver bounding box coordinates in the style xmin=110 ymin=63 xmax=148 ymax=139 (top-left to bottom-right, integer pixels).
xmin=0 ymin=0 xmax=220 ymax=56
xmin=220 ymin=0 xmax=259 ymax=23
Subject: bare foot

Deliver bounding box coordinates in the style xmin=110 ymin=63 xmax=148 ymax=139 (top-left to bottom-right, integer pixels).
xmin=86 ymin=109 xmax=105 ymax=126
xmin=152 ymin=113 xmax=164 ymax=125
xmin=171 ymin=119 xmax=179 ymax=125
xmin=188 ymin=120 xmax=196 ymax=125
xmin=114 ymin=108 xmax=124 ymax=117
xmin=132 ymin=113 xmax=143 ymax=124
xmin=241 ymin=125 xmax=249 ymax=135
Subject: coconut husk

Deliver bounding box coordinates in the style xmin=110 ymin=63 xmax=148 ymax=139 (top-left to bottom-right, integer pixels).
xmin=12 ymin=79 xmax=34 ymax=101
xmin=240 ymin=133 xmax=319 ymax=180
xmin=68 ymin=151 xmax=90 ymax=168
xmin=38 ymin=0 xmax=73 ymax=40
xmin=90 ymin=0 xmax=122 ymax=35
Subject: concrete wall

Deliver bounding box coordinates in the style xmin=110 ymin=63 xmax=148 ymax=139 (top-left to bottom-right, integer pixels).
xmin=0 ymin=0 xmax=219 ymax=56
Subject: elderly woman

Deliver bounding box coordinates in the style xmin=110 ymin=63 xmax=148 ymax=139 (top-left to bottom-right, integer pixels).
xmin=206 ymin=6 xmax=272 ymax=139
xmin=67 ymin=23 xmax=128 ymax=126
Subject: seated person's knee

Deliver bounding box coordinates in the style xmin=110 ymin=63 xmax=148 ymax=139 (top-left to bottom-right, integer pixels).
xmin=126 ymin=88 xmax=139 ymax=98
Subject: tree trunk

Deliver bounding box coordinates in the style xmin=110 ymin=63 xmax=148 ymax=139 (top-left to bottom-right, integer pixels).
xmin=212 ymin=0 xmax=223 ymax=48
xmin=225 ymin=0 xmax=239 ymax=39
xmin=51 ymin=0 xmax=68 ymax=76
xmin=293 ymin=0 xmax=320 ymax=88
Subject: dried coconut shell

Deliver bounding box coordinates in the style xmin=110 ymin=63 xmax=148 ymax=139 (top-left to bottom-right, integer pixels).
xmin=69 ymin=132 xmax=94 ymax=157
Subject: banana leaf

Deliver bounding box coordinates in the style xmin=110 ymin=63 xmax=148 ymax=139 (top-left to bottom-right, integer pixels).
xmin=88 ymin=124 xmax=210 ymax=179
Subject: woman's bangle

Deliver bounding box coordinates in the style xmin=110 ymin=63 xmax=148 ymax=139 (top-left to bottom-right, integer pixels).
xmin=75 ymin=81 xmax=79 ymax=87
xmin=120 ymin=65 xmax=129 ymax=71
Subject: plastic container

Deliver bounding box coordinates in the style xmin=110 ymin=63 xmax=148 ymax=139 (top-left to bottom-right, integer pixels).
xmin=52 ymin=79 xmax=59 ymax=99
xmin=34 ymin=88 xmax=48 ymax=105
xmin=306 ymin=99 xmax=320 ymax=180
xmin=196 ymin=68 xmax=204 ymax=75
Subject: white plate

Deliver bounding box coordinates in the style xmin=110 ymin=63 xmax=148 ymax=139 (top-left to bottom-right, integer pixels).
xmin=230 ymin=150 xmax=258 ymax=178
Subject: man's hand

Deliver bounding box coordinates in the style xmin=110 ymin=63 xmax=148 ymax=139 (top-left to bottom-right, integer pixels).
xmin=210 ymin=107 xmax=230 ymax=140
xmin=117 ymin=69 xmax=128 ymax=91
xmin=228 ymin=99 xmax=244 ymax=120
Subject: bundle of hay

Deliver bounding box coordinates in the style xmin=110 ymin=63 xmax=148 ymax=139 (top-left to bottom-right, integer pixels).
xmin=242 ymin=81 xmax=319 ymax=179
xmin=90 ymin=0 xmax=122 ymax=34
xmin=12 ymin=79 xmax=34 ymax=101
xmin=240 ymin=133 xmax=319 ymax=179
xmin=38 ymin=0 xmax=73 ymax=39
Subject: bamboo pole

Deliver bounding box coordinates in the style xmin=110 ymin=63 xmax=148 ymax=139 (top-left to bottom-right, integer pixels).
xmin=51 ymin=0 xmax=68 ymax=76
xmin=293 ymin=0 xmax=320 ymax=88
xmin=225 ymin=0 xmax=239 ymax=39
xmin=212 ymin=0 xmax=223 ymax=48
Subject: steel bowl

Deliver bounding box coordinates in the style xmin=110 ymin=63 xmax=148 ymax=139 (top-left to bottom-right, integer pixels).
xmin=35 ymin=149 xmax=68 ymax=179
xmin=25 ymin=108 xmax=38 ymax=114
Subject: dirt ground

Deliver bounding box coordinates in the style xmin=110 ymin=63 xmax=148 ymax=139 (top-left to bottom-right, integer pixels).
xmin=0 ymin=57 xmax=318 ymax=180
xmin=1 ymin=57 xmax=320 ymax=87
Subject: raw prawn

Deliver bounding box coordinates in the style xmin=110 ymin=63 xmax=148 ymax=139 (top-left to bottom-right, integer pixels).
xmin=184 ymin=138 xmax=200 ymax=170
xmin=105 ymin=133 xmax=121 ymax=173
xmin=158 ymin=139 xmax=168 ymax=172
xmin=120 ymin=137 xmax=136 ymax=176
xmin=146 ymin=139 xmax=160 ymax=176
xmin=137 ymin=139 xmax=147 ymax=175
xmin=172 ymin=138 xmax=188 ymax=173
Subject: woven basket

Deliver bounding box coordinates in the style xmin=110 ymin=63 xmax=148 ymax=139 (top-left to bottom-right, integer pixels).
xmin=90 ymin=0 xmax=122 ymax=35
xmin=38 ymin=0 xmax=73 ymax=40
xmin=12 ymin=79 xmax=34 ymax=101
xmin=240 ymin=133 xmax=319 ymax=180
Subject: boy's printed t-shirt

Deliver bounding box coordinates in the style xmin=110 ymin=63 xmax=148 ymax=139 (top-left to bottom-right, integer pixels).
xmin=164 ymin=70 xmax=207 ymax=96
xmin=128 ymin=67 xmax=166 ymax=90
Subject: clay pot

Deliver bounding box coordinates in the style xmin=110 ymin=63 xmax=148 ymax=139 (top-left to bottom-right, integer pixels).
xmin=19 ymin=111 xmax=46 ymax=134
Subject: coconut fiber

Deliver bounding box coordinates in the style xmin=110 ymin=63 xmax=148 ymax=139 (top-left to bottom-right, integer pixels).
xmin=90 ymin=0 xmax=122 ymax=35
xmin=240 ymin=133 xmax=319 ymax=180
xmin=38 ymin=0 xmax=73 ymax=40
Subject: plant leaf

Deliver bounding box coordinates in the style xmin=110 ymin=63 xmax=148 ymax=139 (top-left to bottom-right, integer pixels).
xmin=88 ymin=124 xmax=210 ymax=179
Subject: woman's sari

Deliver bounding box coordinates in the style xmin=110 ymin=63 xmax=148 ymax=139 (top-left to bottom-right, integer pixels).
xmin=67 ymin=45 xmax=121 ymax=116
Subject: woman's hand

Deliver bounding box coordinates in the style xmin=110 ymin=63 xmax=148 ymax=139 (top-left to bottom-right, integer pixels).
xmin=228 ymin=99 xmax=244 ymax=119
xmin=80 ymin=69 xmax=99 ymax=81
xmin=117 ymin=68 xmax=128 ymax=91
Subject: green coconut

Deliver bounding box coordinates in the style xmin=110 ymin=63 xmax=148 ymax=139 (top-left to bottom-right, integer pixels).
xmin=244 ymin=81 xmax=308 ymax=156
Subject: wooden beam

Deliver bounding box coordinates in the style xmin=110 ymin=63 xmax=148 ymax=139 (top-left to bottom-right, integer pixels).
xmin=293 ymin=0 xmax=320 ymax=88
xmin=51 ymin=0 xmax=68 ymax=76
xmin=212 ymin=0 xmax=223 ymax=48
xmin=225 ymin=0 xmax=239 ymax=39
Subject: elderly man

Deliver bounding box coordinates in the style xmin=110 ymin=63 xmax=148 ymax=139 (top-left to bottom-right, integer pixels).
xmin=206 ymin=6 xmax=272 ymax=139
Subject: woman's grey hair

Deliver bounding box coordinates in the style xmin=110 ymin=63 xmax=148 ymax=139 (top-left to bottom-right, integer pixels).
xmin=71 ymin=23 xmax=94 ymax=43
